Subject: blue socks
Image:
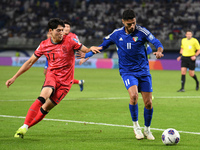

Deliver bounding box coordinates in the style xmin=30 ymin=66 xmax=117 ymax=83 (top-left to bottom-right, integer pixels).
xmin=129 ymin=104 xmax=138 ymax=121
xmin=129 ymin=104 xmax=153 ymax=127
xmin=144 ymin=107 xmax=153 ymax=127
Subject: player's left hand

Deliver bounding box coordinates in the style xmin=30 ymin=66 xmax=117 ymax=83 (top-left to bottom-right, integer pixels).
xmin=76 ymin=50 xmax=85 ymax=59
xmin=153 ymin=52 xmax=164 ymax=59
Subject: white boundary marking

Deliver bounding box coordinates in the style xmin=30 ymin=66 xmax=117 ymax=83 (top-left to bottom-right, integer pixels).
xmin=0 ymin=115 xmax=200 ymax=135
xmin=1 ymin=96 xmax=200 ymax=102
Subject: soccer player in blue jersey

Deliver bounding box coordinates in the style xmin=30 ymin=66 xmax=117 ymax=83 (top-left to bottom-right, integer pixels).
xmin=146 ymin=44 xmax=153 ymax=56
xmin=77 ymin=9 xmax=164 ymax=140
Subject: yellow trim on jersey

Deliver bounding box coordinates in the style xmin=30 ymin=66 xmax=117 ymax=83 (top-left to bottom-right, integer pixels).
xmin=181 ymin=38 xmax=200 ymax=56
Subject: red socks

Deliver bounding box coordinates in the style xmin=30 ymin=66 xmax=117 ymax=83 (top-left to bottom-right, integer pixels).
xmin=28 ymin=107 xmax=48 ymax=128
xmin=73 ymin=79 xmax=79 ymax=84
xmin=24 ymin=97 xmax=45 ymax=126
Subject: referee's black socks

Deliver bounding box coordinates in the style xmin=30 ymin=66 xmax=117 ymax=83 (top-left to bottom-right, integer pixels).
xmin=181 ymin=75 xmax=185 ymax=89
xmin=192 ymin=74 xmax=199 ymax=83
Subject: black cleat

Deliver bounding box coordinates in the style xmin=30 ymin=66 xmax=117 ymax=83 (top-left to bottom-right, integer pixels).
xmin=177 ymin=89 xmax=185 ymax=92
xmin=196 ymin=82 xmax=199 ymax=91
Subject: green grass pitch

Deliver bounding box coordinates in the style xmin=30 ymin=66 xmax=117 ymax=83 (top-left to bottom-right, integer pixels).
xmin=0 ymin=66 xmax=200 ymax=150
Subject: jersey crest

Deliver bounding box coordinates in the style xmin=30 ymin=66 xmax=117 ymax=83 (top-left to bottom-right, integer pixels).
xmin=133 ymin=37 xmax=138 ymax=42
xmin=62 ymin=45 xmax=68 ymax=53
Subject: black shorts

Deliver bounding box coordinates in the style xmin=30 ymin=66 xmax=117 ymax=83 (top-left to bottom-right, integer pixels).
xmin=181 ymin=56 xmax=196 ymax=70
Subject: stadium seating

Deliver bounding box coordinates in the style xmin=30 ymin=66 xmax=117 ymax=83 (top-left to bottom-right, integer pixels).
xmin=0 ymin=0 xmax=200 ymax=50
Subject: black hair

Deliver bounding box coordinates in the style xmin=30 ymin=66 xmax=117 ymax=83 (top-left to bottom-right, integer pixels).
xmin=186 ymin=30 xmax=193 ymax=34
xmin=48 ymin=18 xmax=65 ymax=30
xmin=63 ymin=20 xmax=71 ymax=26
xmin=122 ymin=9 xmax=136 ymax=20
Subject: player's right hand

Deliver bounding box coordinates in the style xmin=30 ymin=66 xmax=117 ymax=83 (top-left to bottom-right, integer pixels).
xmin=153 ymin=52 xmax=164 ymax=59
xmin=89 ymin=46 xmax=102 ymax=54
xmin=177 ymin=56 xmax=181 ymax=61
xmin=5 ymin=78 xmax=15 ymax=88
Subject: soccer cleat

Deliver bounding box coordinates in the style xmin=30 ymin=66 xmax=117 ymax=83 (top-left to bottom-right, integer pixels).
xmin=134 ymin=127 xmax=144 ymax=140
xmin=196 ymin=82 xmax=199 ymax=91
xmin=177 ymin=88 xmax=185 ymax=92
xmin=14 ymin=127 xmax=27 ymax=139
xmin=144 ymin=130 xmax=155 ymax=140
xmin=79 ymin=80 xmax=84 ymax=92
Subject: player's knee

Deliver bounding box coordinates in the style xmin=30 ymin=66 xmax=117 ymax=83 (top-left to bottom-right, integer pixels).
xmin=145 ymin=100 xmax=152 ymax=109
xmin=129 ymin=93 xmax=138 ymax=104
xmin=37 ymin=96 xmax=46 ymax=104
xmin=189 ymin=72 xmax=194 ymax=77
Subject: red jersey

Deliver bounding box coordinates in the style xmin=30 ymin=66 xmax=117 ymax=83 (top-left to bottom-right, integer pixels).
xmin=68 ymin=32 xmax=79 ymax=40
xmin=34 ymin=34 xmax=82 ymax=85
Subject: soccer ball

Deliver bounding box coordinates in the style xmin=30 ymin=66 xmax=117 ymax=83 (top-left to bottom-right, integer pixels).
xmin=161 ymin=128 xmax=180 ymax=145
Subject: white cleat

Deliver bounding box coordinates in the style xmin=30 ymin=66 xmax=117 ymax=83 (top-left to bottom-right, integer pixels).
xmin=134 ymin=127 xmax=144 ymax=140
xmin=144 ymin=130 xmax=155 ymax=140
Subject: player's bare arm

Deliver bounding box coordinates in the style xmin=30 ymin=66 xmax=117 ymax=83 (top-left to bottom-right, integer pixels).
xmin=153 ymin=47 xmax=164 ymax=59
xmin=5 ymin=54 xmax=38 ymax=88
xmin=80 ymin=45 xmax=102 ymax=54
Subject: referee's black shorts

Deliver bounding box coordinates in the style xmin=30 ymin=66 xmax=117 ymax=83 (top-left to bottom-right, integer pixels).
xmin=181 ymin=56 xmax=196 ymax=70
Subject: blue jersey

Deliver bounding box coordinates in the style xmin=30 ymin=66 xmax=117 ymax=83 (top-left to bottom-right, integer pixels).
xmin=146 ymin=44 xmax=152 ymax=55
xmin=99 ymin=25 xmax=163 ymax=76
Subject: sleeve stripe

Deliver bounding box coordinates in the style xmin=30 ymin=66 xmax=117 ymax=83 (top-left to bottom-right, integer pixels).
xmin=75 ymin=44 xmax=83 ymax=50
xmin=105 ymin=27 xmax=123 ymax=39
xmin=136 ymin=25 xmax=150 ymax=36
xmin=34 ymin=53 xmax=40 ymax=58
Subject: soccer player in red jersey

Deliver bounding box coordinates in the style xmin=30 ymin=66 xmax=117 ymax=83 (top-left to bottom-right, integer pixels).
xmin=5 ymin=18 xmax=101 ymax=138
xmin=44 ymin=20 xmax=84 ymax=91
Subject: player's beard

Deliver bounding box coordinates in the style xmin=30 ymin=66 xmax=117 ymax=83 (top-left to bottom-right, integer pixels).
xmin=126 ymin=27 xmax=135 ymax=34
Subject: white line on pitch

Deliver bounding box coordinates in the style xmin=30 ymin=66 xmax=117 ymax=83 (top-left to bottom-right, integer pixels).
xmin=0 ymin=97 xmax=129 ymax=102
xmin=0 ymin=115 xmax=200 ymax=135
xmin=1 ymin=96 xmax=200 ymax=102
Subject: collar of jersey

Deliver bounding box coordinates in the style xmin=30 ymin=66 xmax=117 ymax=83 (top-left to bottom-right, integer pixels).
xmin=50 ymin=38 xmax=62 ymax=44
xmin=123 ymin=26 xmax=136 ymax=35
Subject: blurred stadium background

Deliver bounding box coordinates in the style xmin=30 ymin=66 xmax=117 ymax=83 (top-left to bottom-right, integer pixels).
xmin=1 ymin=2 xmax=200 ymax=149
xmin=0 ymin=0 xmax=200 ymax=59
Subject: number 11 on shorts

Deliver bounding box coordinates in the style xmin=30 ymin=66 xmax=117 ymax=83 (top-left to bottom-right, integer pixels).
xmin=125 ymin=79 xmax=130 ymax=86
